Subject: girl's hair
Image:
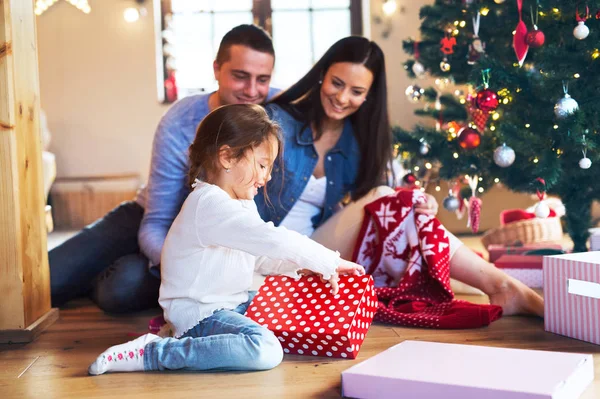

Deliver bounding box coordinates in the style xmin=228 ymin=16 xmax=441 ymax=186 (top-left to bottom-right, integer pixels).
xmin=269 ymin=36 xmax=392 ymax=200
xmin=188 ymin=104 xmax=282 ymax=190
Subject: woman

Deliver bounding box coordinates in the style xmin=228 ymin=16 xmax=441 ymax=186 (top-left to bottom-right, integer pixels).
xmin=256 ymin=36 xmax=543 ymax=317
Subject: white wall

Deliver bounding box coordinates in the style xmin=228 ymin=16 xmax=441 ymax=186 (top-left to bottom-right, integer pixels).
xmin=37 ymin=0 xmax=432 ymax=181
xmin=37 ymin=0 xmax=167 ymax=180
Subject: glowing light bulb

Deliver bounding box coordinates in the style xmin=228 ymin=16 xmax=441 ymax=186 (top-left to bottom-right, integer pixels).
xmin=124 ymin=7 xmax=140 ymax=22
xmin=382 ymin=0 xmax=397 ymax=16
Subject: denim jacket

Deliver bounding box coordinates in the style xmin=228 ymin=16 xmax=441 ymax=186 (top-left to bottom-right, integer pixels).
xmin=256 ymin=104 xmax=360 ymax=229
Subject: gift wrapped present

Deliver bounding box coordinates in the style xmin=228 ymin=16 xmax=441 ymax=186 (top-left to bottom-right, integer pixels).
xmin=544 ymin=252 xmax=600 ymax=345
xmin=342 ymin=341 xmax=594 ymax=399
xmin=494 ymin=254 xmax=545 ymax=288
xmin=487 ymin=243 xmax=564 ymax=263
xmin=590 ymin=228 xmax=600 ymax=251
xmin=245 ymin=275 xmax=377 ymax=359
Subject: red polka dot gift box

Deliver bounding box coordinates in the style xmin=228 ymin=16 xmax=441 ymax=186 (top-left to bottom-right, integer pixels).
xmin=245 ymin=275 xmax=378 ymax=359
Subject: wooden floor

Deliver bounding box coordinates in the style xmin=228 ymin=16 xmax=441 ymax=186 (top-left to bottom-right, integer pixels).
xmin=1 ymin=295 xmax=599 ymax=399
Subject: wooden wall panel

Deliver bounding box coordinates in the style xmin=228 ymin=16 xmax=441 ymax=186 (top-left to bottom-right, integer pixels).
xmin=0 ymin=0 xmax=51 ymax=332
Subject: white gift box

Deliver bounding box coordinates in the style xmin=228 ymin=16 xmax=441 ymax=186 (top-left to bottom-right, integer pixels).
xmin=341 ymin=340 xmax=593 ymax=399
xmin=544 ymin=252 xmax=600 ymax=345
xmin=590 ymin=228 xmax=600 ymax=251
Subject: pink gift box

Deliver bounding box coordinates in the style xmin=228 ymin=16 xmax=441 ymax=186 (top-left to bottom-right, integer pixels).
xmin=245 ymin=275 xmax=377 ymax=359
xmin=342 ymin=340 xmax=594 ymax=399
xmin=544 ymin=252 xmax=600 ymax=345
xmin=487 ymin=243 xmax=563 ymax=263
xmin=495 ymin=254 xmax=543 ymax=288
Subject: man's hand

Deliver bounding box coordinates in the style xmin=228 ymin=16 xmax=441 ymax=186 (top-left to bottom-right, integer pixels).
xmin=414 ymin=193 xmax=439 ymax=216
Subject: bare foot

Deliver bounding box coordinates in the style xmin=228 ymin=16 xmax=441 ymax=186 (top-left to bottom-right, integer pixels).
xmin=487 ymin=277 xmax=544 ymax=318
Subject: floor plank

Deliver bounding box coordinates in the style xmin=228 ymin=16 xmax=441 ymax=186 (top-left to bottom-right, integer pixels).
xmin=1 ymin=297 xmax=599 ymax=399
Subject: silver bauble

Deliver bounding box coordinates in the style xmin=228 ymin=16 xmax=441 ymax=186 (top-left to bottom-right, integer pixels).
xmin=493 ymin=143 xmax=516 ymax=168
xmin=579 ymin=157 xmax=592 ymax=169
xmin=412 ymin=61 xmax=426 ymax=78
xmin=554 ymin=94 xmax=579 ymax=119
xmin=419 ymin=142 xmax=430 ymax=155
xmin=573 ymin=21 xmax=590 ymax=40
xmin=443 ymin=194 xmax=460 ymax=212
xmin=535 ymin=202 xmax=550 ymax=218
xmin=405 ymin=85 xmax=424 ymax=103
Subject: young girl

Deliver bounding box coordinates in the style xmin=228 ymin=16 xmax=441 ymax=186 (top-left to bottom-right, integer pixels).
xmin=88 ymin=104 xmax=364 ymax=375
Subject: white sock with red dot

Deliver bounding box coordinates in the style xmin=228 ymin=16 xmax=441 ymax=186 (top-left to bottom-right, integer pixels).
xmin=88 ymin=333 xmax=160 ymax=375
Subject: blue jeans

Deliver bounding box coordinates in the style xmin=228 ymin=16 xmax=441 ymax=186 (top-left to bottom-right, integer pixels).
xmin=143 ymin=294 xmax=283 ymax=372
xmin=49 ymin=201 xmax=160 ymax=313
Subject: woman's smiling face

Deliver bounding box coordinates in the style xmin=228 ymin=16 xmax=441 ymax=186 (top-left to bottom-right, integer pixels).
xmin=320 ymin=62 xmax=373 ymax=121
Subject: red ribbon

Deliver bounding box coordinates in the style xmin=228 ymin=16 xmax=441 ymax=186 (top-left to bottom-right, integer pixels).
xmin=535 ymin=177 xmax=546 ymax=201
xmin=576 ymin=6 xmax=590 ymax=22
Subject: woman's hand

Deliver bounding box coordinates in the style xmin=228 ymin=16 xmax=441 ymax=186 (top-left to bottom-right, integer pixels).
xmin=414 ymin=193 xmax=439 ymax=216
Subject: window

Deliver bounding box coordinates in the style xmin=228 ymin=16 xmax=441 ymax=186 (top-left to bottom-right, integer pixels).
xmin=156 ymin=0 xmax=363 ymax=103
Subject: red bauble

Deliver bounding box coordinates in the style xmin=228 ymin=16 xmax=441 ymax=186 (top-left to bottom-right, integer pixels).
xmin=475 ymin=88 xmax=499 ymax=112
xmin=457 ymin=127 xmax=481 ymax=149
xmin=402 ymin=173 xmax=418 ymax=187
xmin=525 ymin=29 xmax=545 ymax=48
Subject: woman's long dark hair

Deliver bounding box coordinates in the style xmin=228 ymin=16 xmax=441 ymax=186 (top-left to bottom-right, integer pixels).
xmin=269 ymin=36 xmax=392 ymax=200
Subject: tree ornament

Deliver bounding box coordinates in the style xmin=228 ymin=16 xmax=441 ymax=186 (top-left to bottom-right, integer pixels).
xmin=412 ymin=61 xmax=425 ymax=77
xmin=513 ymin=0 xmax=529 ymax=66
xmin=574 ymin=7 xmax=590 ymax=40
xmin=405 ymin=85 xmax=424 ymax=103
xmin=534 ymin=178 xmax=549 ymax=218
xmin=554 ymin=82 xmax=578 ymax=119
xmin=579 ymin=157 xmax=592 ymax=169
xmin=402 ymin=173 xmax=418 ymax=188
xmin=443 ymin=192 xmax=460 ymax=212
xmin=457 ymin=127 xmax=481 ymax=149
xmin=440 ymin=32 xmax=456 ymax=55
xmin=411 ymin=42 xmax=426 ymax=78
xmin=419 ymin=139 xmax=430 ymax=155
xmin=467 ymin=13 xmax=486 ymax=65
xmin=493 ymin=143 xmax=516 ymax=167
xmin=525 ymin=5 xmax=544 ymax=48
xmin=579 ymin=135 xmax=592 ymax=169
xmin=494 ymin=0 xmax=505 ymax=3
xmin=440 ymin=57 xmax=451 ymax=72
xmin=475 ymin=69 xmax=499 ymax=112
xmin=464 ymin=175 xmax=482 ymax=233
xmin=476 ymin=89 xmax=499 ymax=112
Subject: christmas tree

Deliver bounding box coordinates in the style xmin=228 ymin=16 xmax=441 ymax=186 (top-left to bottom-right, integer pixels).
xmin=395 ymin=0 xmax=600 ymax=252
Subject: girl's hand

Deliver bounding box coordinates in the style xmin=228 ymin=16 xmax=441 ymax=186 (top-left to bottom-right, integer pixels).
xmin=337 ymin=260 xmax=365 ymax=276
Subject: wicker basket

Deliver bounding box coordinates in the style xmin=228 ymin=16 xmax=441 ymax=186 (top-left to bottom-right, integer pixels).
xmin=481 ymin=217 xmax=563 ymax=248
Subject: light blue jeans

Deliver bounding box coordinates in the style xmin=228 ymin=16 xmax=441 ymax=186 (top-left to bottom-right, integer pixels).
xmin=143 ymin=293 xmax=283 ymax=372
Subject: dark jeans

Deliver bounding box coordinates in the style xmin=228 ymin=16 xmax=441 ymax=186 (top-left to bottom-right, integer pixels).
xmin=49 ymin=201 xmax=160 ymax=313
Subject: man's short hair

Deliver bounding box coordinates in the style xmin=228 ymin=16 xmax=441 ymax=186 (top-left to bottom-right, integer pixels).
xmin=215 ymin=24 xmax=275 ymax=65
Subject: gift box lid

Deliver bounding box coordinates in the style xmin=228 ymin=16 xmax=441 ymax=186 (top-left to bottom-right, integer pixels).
xmin=495 ymin=254 xmax=543 ymax=269
xmin=546 ymin=252 xmax=600 ymax=265
xmin=342 ymin=340 xmax=594 ymax=399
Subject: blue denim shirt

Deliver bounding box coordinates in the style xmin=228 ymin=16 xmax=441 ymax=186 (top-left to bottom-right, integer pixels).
xmin=256 ymin=104 xmax=360 ymax=229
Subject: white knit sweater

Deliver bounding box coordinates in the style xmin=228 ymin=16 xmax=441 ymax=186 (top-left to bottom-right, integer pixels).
xmin=159 ymin=182 xmax=341 ymax=338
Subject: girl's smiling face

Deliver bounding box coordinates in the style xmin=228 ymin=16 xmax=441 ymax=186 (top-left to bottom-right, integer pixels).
xmin=225 ymin=135 xmax=279 ymax=200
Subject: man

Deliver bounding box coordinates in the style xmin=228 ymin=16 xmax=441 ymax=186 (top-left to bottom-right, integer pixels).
xmin=50 ymin=24 xmax=278 ymax=313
